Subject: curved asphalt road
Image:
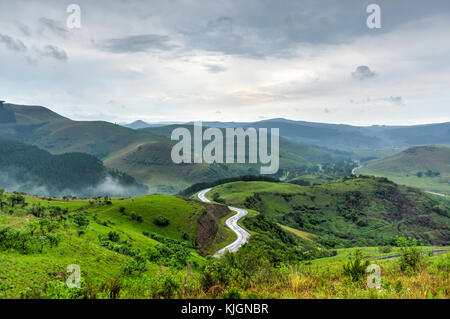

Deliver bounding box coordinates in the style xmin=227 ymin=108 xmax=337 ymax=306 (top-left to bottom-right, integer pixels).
xmin=198 ymin=188 xmax=251 ymax=257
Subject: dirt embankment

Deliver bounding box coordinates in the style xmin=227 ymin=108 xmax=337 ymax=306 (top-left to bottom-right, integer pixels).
xmin=196 ymin=203 xmax=231 ymax=256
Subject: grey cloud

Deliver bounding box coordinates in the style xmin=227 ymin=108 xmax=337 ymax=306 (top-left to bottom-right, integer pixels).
xmin=38 ymin=45 xmax=68 ymax=61
xmin=0 ymin=34 xmax=27 ymax=52
xmin=100 ymin=34 xmax=175 ymax=53
xmin=205 ymin=64 xmax=227 ymax=73
xmin=39 ymin=17 xmax=68 ymax=37
xmin=352 ymin=66 xmax=376 ymax=80
xmin=177 ymin=0 xmax=450 ymax=58
xmin=17 ymin=23 xmax=31 ymax=36
xmin=388 ymin=96 xmax=404 ymax=105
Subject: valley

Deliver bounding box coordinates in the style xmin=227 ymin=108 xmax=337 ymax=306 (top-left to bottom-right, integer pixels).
xmin=0 ymin=103 xmax=449 ymax=300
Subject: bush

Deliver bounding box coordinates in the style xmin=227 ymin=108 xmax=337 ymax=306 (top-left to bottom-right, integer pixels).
xmin=107 ymin=231 xmax=120 ymax=242
xmin=122 ymin=258 xmax=147 ymax=276
xmin=0 ymin=221 xmax=60 ymax=254
xmin=378 ymin=246 xmax=392 ymax=254
xmin=212 ymin=193 xmax=225 ymax=204
xmin=343 ymin=249 xmax=370 ymax=282
xmin=153 ymin=215 xmax=170 ymax=227
xmin=222 ymin=288 xmax=242 ymax=299
xmin=396 ymin=237 xmax=423 ymax=273
xmin=153 ymin=271 xmax=181 ymax=299
xmin=131 ymin=213 xmax=143 ymax=223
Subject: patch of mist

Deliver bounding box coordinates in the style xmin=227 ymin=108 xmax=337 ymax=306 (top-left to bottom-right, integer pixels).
xmin=0 ymin=169 xmax=148 ymax=198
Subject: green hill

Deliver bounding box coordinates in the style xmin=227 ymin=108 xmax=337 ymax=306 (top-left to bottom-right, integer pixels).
xmin=0 ymin=103 xmax=166 ymax=159
xmin=0 ymin=188 xmax=448 ymax=299
xmin=0 ymin=137 xmax=147 ymax=197
xmin=1 ymin=104 xmax=352 ymax=194
xmin=105 ymin=125 xmax=350 ymax=193
xmin=207 ymin=177 xmax=450 ymax=247
xmin=357 ymin=146 xmax=450 ymax=195
xmin=0 ymin=192 xmax=235 ymax=297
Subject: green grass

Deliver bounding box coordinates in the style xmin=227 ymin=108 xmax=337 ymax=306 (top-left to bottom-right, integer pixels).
xmin=1 ymin=190 xmax=449 ymax=299
xmin=208 ymin=177 xmax=450 ymax=248
xmin=206 ymin=181 xmax=304 ymax=205
xmin=358 ymin=145 xmax=450 ymax=195
xmin=0 ymin=191 xmax=241 ymax=298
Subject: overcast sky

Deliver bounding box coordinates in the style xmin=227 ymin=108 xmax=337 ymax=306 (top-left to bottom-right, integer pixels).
xmin=0 ymin=0 xmax=449 ymax=125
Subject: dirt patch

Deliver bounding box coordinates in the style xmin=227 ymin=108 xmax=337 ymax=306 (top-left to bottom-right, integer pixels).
xmin=195 ymin=203 xmax=230 ymax=256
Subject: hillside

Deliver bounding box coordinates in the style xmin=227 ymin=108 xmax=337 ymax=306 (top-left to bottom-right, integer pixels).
xmin=106 ymin=124 xmax=350 ymax=193
xmin=0 ymin=103 xmax=166 ymax=159
xmin=0 ymin=103 xmax=352 ymax=194
xmin=0 ymin=137 xmax=147 ymax=197
xmin=0 ymin=187 xmax=448 ymax=299
xmin=358 ymin=146 xmax=450 ymax=195
xmin=207 ymin=177 xmax=450 ymax=247
xmin=0 ymin=191 xmax=331 ymax=298
xmin=192 ymin=118 xmax=450 ymax=151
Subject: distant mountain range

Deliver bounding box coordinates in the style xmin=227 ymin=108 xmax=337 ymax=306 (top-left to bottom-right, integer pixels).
xmin=122 ymin=116 xmax=450 ymax=150
xmin=1 ymin=102 xmax=449 ymax=194
xmin=184 ymin=118 xmax=450 ymax=151
xmin=120 ymin=120 xmax=182 ymax=129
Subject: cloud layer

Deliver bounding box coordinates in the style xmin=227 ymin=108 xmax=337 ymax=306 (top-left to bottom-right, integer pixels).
xmin=0 ymin=0 xmax=449 ymax=125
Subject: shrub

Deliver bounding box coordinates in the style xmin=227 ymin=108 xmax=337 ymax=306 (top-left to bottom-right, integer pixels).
xmin=222 ymin=288 xmax=242 ymax=299
xmin=153 ymin=271 xmax=181 ymax=299
xmin=378 ymin=246 xmax=392 ymax=254
xmin=396 ymin=237 xmax=423 ymax=273
xmin=153 ymin=215 xmax=170 ymax=227
xmin=212 ymin=193 xmax=225 ymax=203
xmin=131 ymin=213 xmax=143 ymax=223
xmin=122 ymin=259 xmax=147 ymax=276
xmin=107 ymin=231 xmax=120 ymax=242
xmin=342 ymin=249 xmax=370 ymax=282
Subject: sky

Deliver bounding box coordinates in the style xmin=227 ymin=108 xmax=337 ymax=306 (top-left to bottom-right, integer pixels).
xmin=0 ymin=0 xmax=449 ymax=126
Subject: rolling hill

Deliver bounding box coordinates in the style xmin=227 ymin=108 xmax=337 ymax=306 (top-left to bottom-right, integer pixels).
xmin=357 ymin=146 xmax=450 ymax=195
xmin=0 ymin=192 xmax=236 ymax=297
xmin=105 ymin=124 xmax=351 ymax=193
xmin=0 ymin=103 xmax=351 ymax=194
xmin=2 ymin=102 xmax=448 ymax=195
xmin=0 ymin=103 xmax=166 ymax=159
xmin=206 ymin=177 xmax=450 ymax=247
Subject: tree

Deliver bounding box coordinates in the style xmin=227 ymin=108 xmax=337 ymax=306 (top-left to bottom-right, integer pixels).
xmin=72 ymin=212 xmax=90 ymax=236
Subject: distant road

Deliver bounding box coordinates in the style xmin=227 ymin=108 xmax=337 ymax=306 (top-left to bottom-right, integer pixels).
xmin=425 ymin=191 xmax=449 ymax=197
xmin=372 ymin=249 xmax=450 ymax=261
xmin=197 ymin=188 xmax=251 ymax=257
xmin=351 ymin=164 xmax=363 ymax=176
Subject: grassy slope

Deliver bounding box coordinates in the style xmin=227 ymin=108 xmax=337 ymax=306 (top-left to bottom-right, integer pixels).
xmin=208 ymin=178 xmax=450 ymax=247
xmin=0 ymin=193 xmax=234 ymax=297
xmin=0 ymin=104 xmax=166 ymax=160
xmin=358 ymin=145 xmax=450 ymax=195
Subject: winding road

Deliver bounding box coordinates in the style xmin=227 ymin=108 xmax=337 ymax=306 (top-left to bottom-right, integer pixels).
xmin=198 ymin=188 xmax=251 ymax=257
